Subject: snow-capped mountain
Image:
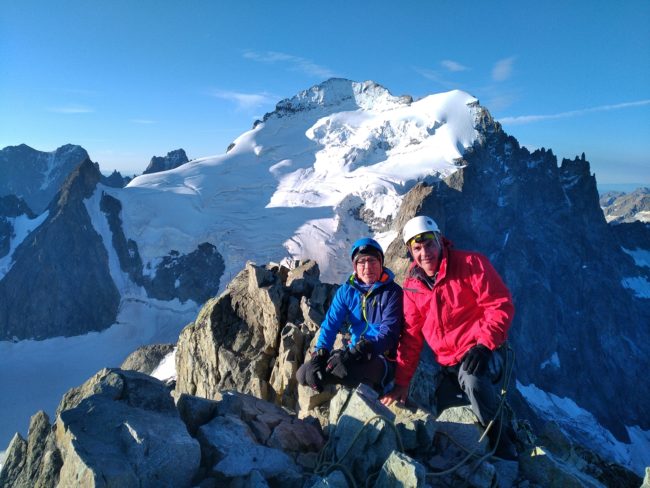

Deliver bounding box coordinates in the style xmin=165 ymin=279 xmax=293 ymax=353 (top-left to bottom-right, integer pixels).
xmin=117 ymin=79 xmax=478 ymax=287
xmin=0 ymin=144 xmax=89 ymax=214
xmin=0 ymin=79 xmax=648 ymax=474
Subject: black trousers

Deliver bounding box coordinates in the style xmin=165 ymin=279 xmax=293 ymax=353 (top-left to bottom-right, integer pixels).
xmin=437 ymin=346 xmax=506 ymax=427
xmin=296 ymin=350 xmax=395 ymax=394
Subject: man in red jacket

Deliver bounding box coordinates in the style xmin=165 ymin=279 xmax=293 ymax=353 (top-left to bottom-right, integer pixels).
xmin=381 ymin=215 xmax=518 ymax=460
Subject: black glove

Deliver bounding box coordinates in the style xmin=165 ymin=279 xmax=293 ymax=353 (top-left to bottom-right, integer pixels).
xmin=304 ymin=349 xmax=329 ymax=392
xmin=326 ymin=349 xmax=352 ymax=378
xmin=351 ymin=338 xmax=373 ymax=362
xmin=326 ymin=339 xmax=373 ymax=378
xmin=461 ymin=344 xmax=492 ymax=375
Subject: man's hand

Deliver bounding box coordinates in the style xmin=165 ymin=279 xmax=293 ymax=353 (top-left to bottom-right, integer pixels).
xmin=380 ymin=384 xmax=409 ymax=406
xmin=304 ymin=349 xmax=329 ymax=392
xmin=461 ymin=344 xmax=491 ymax=375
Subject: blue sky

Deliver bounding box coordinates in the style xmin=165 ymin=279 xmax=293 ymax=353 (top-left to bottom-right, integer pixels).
xmin=1 ymin=0 xmax=649 ymax=191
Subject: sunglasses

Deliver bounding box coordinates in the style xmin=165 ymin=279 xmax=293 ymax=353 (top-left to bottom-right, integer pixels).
xmin=408 ymin=232 xmax=439 ymax=247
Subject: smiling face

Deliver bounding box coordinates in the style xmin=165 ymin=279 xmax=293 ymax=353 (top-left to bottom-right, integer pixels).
xmin=354 ymin=255 xmax=382 ymax=285
xmin=409 ymin=235 xmax=442 ymax=277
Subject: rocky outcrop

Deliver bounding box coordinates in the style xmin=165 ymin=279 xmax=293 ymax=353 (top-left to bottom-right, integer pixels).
xmin=175 ymin=260 xmax=336 ymax=409
xmin=143 ymin=149 xmax=189 ymax=175
xmin=0 ymin=144 xmax=89 ymax=214
xmin=2 ymin=368 xmax=201 ymax=488
xmin=55 ymin=369 xmax=200 ymax=487
xmin=0 ymin=411 xmax=61 ymax=488
xmin=0 ymin=159 xmax=120 ymax=340
xmin=600 ymin=187 xmax=650 ymax=223
xmin=120 ymin=343 xmax=175 ymax=374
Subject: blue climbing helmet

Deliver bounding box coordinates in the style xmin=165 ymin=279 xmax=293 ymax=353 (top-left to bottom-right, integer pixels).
xmin=350 ymin=237 xmax=384 ymax=265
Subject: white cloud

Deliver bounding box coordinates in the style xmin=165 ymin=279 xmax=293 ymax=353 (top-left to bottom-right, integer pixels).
xmin=492 ymin=57 xmax=516 ymax=82
xmin=48 ymin=105 xmax=94 ymax=114
xmin=210 ymin=89 xmax=276 ymax=110
xmin=499 ymin=99 xmax=650 ymax=125
xmin=441 ymin=60 xmax=469 ymax=72
xmin=243 ymin=50 xmax=337 ymax=79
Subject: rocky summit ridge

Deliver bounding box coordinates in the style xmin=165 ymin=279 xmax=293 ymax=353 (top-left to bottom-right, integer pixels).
xmin=0 ymin=260 xmax=644 ymax=488
xmin=260 ymin=78 xmax=413 ymax=125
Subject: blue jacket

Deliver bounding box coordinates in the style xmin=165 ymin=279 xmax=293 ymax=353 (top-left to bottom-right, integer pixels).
xmin=315 ymin=268 xmax=403 ymax=357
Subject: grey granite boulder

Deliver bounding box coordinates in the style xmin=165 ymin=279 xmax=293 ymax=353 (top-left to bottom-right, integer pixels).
xmin=120 ymin=343 xmax=175 ymax=374
xmin=55 ymin=368 xmax=200 ymax=488
xmin=374 ymin=450 xmax=425 ymax=488
xmin=386 ymin=403 xmax=437 ymax=452
xmin=197 ymin=414 xmax=299 ymax=481
xmin=435 ymin=406 xmax=488 ymax=456
xmin=327 ymin=384 xmax=400 ymax=482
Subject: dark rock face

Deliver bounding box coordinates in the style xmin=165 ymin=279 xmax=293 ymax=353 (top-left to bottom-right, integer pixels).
xmin=100 ymin=192 xmax=224 ymax=304
xmin=99 ymin=169 xmax=131 ymax=188
xmin=0 ymin=159 xmax=121 ymax=340
xmin=611 ymin=221 xmax=650 ymax=251
xmin=0 ymin=144 xmax=89 ymax=214
xmin=0 ymin=195 xmax=35 ymax=259
xmin=142 ymin=148 xmax=189 ymax=175
xmin=385 ymin=109 xmax=650 ymax=443
xmin=600 ymin=187 xmax=650 ymax=223
xmin=0 ymin=194 xmax=34 ymax=219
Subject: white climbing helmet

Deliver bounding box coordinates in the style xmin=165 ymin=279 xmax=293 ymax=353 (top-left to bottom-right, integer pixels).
xmin=402 ymin=216 xmax=440 ymax=244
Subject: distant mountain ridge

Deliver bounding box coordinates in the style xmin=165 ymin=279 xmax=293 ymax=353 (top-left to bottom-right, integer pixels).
xmin=143 ymin=148 xmax=189 ymax=175
xmin=0 ymin=158 xmax=121 ymax=339
xmin=0 ymin=144 xmax=89 ymax=214
xmin=600 ymin=187 xmax=650 ymax=223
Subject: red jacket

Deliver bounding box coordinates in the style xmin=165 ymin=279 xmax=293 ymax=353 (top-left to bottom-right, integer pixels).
xmin=395 ymin=239 xmax=514 ymax=386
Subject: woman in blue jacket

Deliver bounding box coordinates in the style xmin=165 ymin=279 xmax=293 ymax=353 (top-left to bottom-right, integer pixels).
xmin=296 ymin=238 xmax=403 ymax=393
